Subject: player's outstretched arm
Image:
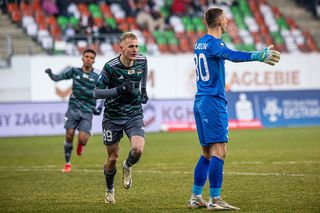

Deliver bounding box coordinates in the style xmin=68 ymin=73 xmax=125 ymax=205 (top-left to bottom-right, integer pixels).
xmin=93 ymin=87 xmax=117 ymax=99
xmin=93 ymin=81 xmax=134 ymax=99
xmin=250 ymin=45 xmax=281 ymax=66
xmin=44 ymin=68 xmax=64 ymax=81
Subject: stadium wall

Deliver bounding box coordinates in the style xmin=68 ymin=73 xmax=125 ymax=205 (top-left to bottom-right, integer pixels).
xmin=0 ymin=53 xmax=320 ymax=102
xmin=0 ymin=90 xmax=320 ymax=137
xmin=0 ymin=54 xmax=320 ymax=137
xmin=29 ymin=53 xmax=320 ymax=100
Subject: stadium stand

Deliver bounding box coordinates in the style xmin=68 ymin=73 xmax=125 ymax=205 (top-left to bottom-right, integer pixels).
xmin=0 ymin=1 xmax=45 ymax=65
xmin=0 ymin=0 xmax=319 ymax=58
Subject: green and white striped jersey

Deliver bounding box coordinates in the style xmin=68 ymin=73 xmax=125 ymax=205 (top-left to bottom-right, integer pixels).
xmin=96 ymin=54 xmax=148 ymax=121
xmin=50 ymin=67 xmax=100 ymax=113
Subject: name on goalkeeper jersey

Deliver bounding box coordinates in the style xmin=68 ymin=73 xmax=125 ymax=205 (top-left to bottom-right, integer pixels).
xmin=195 ymin=43 xmax=208 ymax=50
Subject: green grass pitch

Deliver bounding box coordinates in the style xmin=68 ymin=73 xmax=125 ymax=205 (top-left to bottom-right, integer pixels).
xmin=0 ymin=127 xmax=319 ymax=212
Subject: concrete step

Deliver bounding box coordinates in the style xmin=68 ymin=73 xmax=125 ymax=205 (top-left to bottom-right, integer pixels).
xmin=0 ymin=10 xmax=46 ymax=57
xmin=0 ymin=27 xmax=24 ymax=36
xmin=0 ymin=13 xmax=15 ymax=27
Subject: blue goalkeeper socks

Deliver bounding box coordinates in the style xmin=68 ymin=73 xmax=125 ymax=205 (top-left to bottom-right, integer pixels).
xmin=209 ymin=156 xmax=224 ymax=198
xmin=192 ymin=155 xmax=210 ymax=195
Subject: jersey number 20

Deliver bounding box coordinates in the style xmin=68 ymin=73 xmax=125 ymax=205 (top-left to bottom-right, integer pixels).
xmin=194 ymin=53 xmax=210 ymax=81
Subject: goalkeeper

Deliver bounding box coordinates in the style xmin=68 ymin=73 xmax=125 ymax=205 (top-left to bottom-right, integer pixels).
xmin=188 ymin=7 xmax=280 ymax=211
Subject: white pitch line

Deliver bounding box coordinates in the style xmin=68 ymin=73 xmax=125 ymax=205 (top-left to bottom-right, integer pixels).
xmin=0 ymin=167 xmax=313 ymax=177
xmin=1 ymin=161 xmax=318 ymax=170
xmin=135 ymin=170 xmax=306 ymax=177
xmin=231 ymin=161 xmax=263 ymax=164
xmin=225 ymin=172 xmax=305 ymax=177
xmin=272 ymin=161 xmax=320 ymax=165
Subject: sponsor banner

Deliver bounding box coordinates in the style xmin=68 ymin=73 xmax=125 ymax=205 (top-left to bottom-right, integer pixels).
xmin=144 ymin=100 xmax=194 ymax=132
xmin=0 ymin=102 xmax=102 ymax=137
xmin=0 ymin=90 xmax=319 ymax=137
xmin=228 ymin=119 xmax=263 ymax=129
xmin=160 ymin=122 xmax=197 ymax=132
xmin=227 ymin=90 xmax=320 ymax=128
xmin=0 ymin=102 xmax=68 ymax=137
xmin=27 ymin=53 xmax=320 ymax=101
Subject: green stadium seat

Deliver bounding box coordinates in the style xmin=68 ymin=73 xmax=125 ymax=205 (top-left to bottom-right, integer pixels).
xmin=69 ymin=17 xmax=79 ymax=28
xmin=9 ymin=0 xmax=320 ymax=55
xmin=105 ymin=17 xmax=117 ymax=29
xmin=139 ymin=44 xmax=147 ymax=54
xmin=57 ymin=16 xmax=69 ymax=30
xmin=182 ymin=16 xmax=192 ymax=26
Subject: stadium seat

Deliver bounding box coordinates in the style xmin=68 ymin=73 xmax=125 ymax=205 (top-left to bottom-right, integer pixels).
xmin=4 ymin=0 xmax=319 ymax=55
xmin=22 ymin=16 xmax=35 ymax=29
xmin=54 ymin=40 xmax=67 ymax=54
xmin=57 ymin=16 xmax=69 ymax=31
xmin=26 ymin=23 xmax=38 ymax=37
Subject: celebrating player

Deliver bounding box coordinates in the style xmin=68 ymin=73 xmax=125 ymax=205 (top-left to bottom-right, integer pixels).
xmin=93 ymin=32 xmax=149 ymax=204
xmin=188 ymin=8 xmax=280 ymax=211
xmin=45 ymin=49 xmax=103 ymax=173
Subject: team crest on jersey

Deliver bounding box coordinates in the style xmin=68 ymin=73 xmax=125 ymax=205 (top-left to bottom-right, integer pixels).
xmin=128 ymin=70 xmax=135 ymax=75
xmin=128 ymin=69 xmax=143 ymax=75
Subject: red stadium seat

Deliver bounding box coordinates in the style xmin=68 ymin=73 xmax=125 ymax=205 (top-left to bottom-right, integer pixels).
xmin=5 ymin=0 xmax=319 ymax=55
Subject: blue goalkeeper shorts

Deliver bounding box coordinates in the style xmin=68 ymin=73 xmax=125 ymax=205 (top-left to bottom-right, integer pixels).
xmin=193 ymin=95 xmax=229 ymax=147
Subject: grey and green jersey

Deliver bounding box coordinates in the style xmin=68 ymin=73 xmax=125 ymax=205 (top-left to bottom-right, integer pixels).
xmin=96 ymin=54 xmax=148 ymax=121
xmin=48 ymin=67 xmax=99 ymax=113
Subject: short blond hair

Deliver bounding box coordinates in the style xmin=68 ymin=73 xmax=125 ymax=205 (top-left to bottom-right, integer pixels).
xmin=120 ymin=32 xmax=138 ymax=43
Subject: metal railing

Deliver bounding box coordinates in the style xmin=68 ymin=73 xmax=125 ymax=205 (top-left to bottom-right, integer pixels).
xmin=0 ymin=35 xmax=13 ymax=68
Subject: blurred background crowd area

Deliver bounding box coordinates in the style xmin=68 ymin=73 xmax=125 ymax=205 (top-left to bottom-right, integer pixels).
xmin=0 ymin=0 xmax=319 ymax=58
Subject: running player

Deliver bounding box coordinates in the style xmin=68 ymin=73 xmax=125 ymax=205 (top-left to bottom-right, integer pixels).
xmin=45 ymin=49 xmax=103 ymax=173
xmin=93 ymin=32 xmax=149 ymax=204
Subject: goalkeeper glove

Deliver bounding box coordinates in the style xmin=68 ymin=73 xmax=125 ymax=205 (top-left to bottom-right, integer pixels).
xmin=250 ymin=45 xmax=280 ymax=66
xmin=141 ymin=88 xmax=148 ymax=104
xmin=115 ymin=81 xmax=135 ymax=95
xmin=93 ymin=106 xmax=102 ymax=115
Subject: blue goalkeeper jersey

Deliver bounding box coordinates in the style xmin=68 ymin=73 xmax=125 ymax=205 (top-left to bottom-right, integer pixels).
xmin=194 ymin=34 xmax=252 ymax=101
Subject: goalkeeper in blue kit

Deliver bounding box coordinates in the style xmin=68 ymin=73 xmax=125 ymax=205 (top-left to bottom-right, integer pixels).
xmin=188 ymin=8 xmax=280 ymax=211
xmin=45 ymin=49 xmax=103 ymax=173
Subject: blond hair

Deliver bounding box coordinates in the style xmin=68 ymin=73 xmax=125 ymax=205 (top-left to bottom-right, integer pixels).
xmin=120 ymin=32 xmax=138 ymax=43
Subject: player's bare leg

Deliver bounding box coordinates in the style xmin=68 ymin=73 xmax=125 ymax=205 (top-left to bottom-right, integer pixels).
xmin=77 ymin=131 xmax=89 ymax=156
xmin=122 ymin=136 xmax=145 ymax=189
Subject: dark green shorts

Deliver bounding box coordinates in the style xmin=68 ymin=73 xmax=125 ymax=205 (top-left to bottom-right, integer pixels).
xmin=102 ymin=117 xmax=145 ymax=145
xmin=64 ymin=109 xmax=93 ymax=134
